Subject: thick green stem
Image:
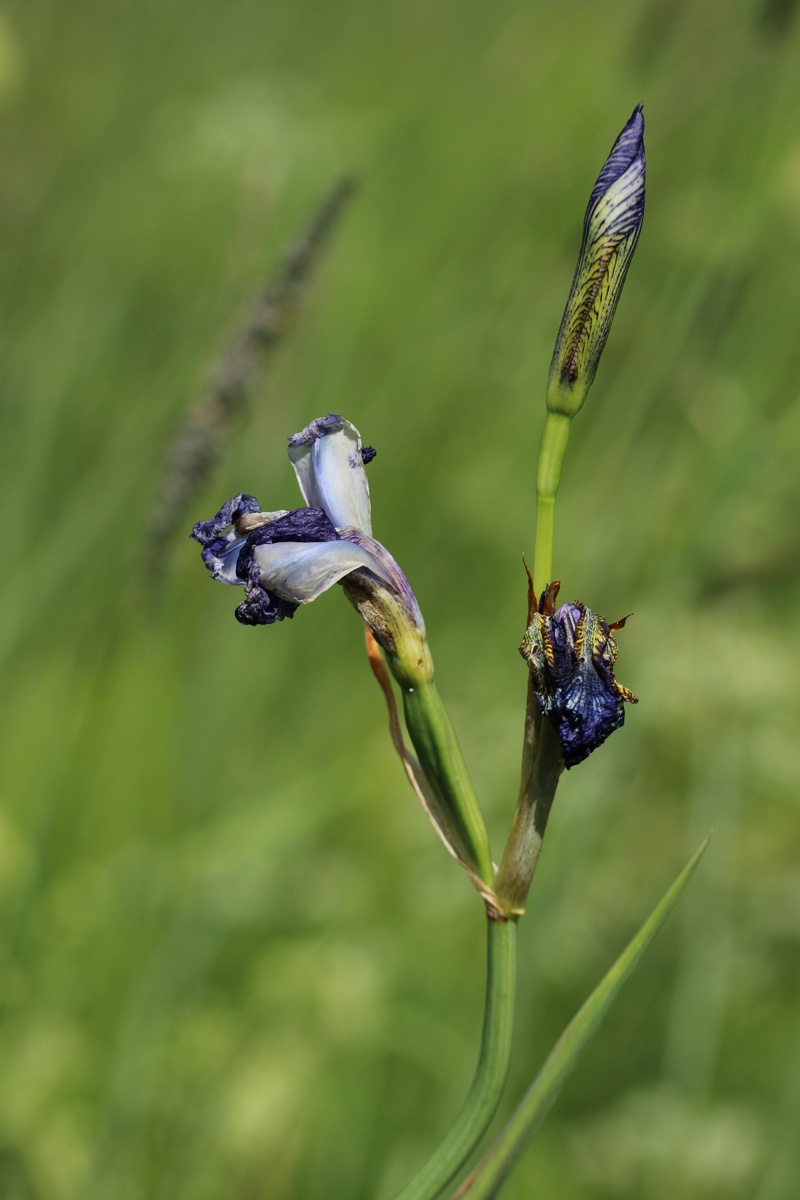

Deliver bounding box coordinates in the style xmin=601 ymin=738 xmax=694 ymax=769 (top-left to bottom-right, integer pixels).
xmin=393 ymin=916 xmax=517 ymax=1200
xmin=402 ymin=681 xmax=494 ymax=888
xmin=532 ymin=496 xmax=555 ymax=598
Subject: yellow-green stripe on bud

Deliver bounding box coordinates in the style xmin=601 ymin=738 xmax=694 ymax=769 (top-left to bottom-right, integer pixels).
xmin=547 ymin=104 xmax=645 ymax=419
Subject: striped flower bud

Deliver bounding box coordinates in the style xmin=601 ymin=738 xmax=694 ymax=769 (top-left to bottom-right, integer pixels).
xmin=547 ymin=104 xmax=645 ymax=419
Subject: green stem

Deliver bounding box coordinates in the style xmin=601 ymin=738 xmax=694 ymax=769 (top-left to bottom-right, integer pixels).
xmin=394 ymin=915 xmax=517 ymax=1200
xmin=402 ymin=681 xmax=495 ymax=888
xmin=453 ymin=840 xmax=711 ymax=1200
xmin=532 ymin=412 xmax=571 ymax=595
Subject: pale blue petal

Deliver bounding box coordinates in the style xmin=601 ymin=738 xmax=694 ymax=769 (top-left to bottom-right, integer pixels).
xmin=253 ymin=539 xmax=391 ymax=603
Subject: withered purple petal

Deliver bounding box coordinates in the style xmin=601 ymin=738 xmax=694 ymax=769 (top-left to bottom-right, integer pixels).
xmin=546 ymin=603 xmax=582 ymax=681
xmin=546 ymin=608 xmax=627 ymax=768
xmin=234 ymin=556 xmax=298 ymax=626
xmin=546 ymin=659 xmax=626 ymax=768
xmin=190 ymin=494 xmax=261 ymax=548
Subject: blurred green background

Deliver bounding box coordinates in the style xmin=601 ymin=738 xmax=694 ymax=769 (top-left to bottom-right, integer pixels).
xmin=1 ymin=0 xmax=799 ymax=1197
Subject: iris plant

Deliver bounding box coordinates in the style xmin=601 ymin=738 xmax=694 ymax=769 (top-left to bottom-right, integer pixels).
xmin=190 ymin=105 xmax=708 ymax=1200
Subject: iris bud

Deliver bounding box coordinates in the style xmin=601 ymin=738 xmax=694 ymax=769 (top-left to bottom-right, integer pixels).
xmin=547 ymin=104 xmax=645 ymax=419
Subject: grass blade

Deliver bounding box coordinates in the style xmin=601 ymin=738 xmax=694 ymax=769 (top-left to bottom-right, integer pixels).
xmin=453 ymin=837 xmax=711 ymax=1199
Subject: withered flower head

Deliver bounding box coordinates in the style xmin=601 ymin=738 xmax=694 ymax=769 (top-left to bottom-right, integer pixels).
xmin=520 ymin=582 xmax=637 ymax=768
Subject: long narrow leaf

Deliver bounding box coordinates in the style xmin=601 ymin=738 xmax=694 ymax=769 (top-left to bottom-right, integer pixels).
xmin=453 ymin=837 xmax=711 ymax=1199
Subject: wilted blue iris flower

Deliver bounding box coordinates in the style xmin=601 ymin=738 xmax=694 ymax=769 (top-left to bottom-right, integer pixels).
xmin=191 ymin=414 xmax=425 ymax=646
xmin=519 ymin=585 xmax=637 ymax=768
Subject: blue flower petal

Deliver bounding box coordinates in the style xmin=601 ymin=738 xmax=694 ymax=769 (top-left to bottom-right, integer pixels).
xmin=190 ymin=494 xmax=262 ymax=583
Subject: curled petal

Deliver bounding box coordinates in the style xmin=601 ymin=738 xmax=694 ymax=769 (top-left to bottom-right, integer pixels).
xmin=200 ymin=532 xmax=248 ymax=584
xmin=235 ymin=506 xmax=341 ymax=578
xmin=288 ymin=414 xmax=373 ymax=534
xmin=190 ymin=494 xmax=262 ymax=547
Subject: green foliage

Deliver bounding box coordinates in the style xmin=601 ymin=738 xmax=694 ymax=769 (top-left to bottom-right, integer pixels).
xmin=0 ymin=1 xmax=799 ymax=1197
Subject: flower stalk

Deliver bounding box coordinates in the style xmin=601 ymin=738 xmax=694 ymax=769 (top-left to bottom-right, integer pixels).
xmin=532 ymin=412 xmax=570 ymax=596
xmin=394 ymin=915 xmax=517 ymax=1200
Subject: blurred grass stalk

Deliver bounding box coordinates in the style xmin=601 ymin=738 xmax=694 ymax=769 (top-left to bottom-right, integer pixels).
xmin=146 ymin=174 xmax=356 ymax=582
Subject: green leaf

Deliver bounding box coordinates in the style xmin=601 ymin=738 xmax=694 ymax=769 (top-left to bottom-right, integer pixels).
xmin=452 ymin=837 xmax=711 ymax=1200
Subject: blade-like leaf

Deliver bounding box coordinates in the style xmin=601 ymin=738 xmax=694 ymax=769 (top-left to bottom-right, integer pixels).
xmin=453 ymin=837 xmax=711 ymax=1199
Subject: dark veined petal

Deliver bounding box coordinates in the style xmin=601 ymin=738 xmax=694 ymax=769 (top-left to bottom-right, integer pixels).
xmin=234 ymin=507 xmax=342 ymax=582
xmin=233 ymin=506 xmax=345 ymax=623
